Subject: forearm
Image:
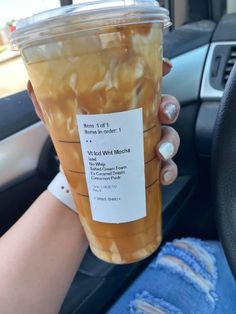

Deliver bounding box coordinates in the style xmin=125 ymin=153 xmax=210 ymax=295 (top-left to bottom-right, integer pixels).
xmin=0 ymin=190 xmax=88 ymax=314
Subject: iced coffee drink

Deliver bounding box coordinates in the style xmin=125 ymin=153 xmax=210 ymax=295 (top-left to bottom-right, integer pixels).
xmin=11 ymin=1 xmax=170 ymax=263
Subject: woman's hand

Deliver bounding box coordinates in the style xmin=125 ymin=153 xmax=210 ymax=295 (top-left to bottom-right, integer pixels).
xmin=27 ymin=58 xmax=180 ymax=186
xmin=158 ymin=58 xmax=180 ymax=185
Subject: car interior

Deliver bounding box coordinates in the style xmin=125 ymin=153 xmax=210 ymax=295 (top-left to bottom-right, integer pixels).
xmin=0 ymin=0 xmax=235 ymax=313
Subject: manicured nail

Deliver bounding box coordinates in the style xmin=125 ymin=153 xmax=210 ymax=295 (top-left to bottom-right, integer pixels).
xmin=159 ymin=142 xmax=175 ymax=160
xmin=164 ymin=103 xmax=178 ymax=121
xmin=163 ymin=170 xmax=174 ymax=184
xmin=163 ymin=57 xmax=173 ymax=68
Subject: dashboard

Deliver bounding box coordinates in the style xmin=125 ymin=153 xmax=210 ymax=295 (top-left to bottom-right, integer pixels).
xmin=198 ymin=14 xmax=236 ymax=157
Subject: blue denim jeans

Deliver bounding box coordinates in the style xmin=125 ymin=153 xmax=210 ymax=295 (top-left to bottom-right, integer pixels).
xmin=108 ymin=238 xmax=236 ymax=314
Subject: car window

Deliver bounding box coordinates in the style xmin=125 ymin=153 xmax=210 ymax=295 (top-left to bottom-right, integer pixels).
xmin=0 ymin=0 xmax=60 ymax=98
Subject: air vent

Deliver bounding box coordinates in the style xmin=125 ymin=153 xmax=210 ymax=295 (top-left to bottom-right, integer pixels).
xmin=223 ymin=46 xmax=236 ymax=86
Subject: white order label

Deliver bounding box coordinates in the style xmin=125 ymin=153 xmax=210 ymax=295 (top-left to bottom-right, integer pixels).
xmin=77 ymin=108 xmax=146 ymax=223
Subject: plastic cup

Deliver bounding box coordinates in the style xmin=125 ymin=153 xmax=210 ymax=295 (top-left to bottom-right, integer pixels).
xmin=11 ymin=0 xmax=170 ymax=264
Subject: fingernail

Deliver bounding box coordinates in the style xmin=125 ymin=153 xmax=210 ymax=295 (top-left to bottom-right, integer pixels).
xmin=163 ymin=170 xmax=174 ymax=184
xmin=158 ymin=142 xmax=175 ymax=160
xmin=163 ymin=57 xmax=173 ymax=68
xmin=163 ymin=103 xmax=178 ymax=121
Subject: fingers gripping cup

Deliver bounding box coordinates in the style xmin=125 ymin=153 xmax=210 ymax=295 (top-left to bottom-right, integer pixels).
xmin=11 ymin=1 xmax=171 ymax=264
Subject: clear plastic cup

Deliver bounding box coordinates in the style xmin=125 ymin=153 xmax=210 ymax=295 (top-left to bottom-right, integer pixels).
xmin=11 ymin=0 xmax=171 ymax=264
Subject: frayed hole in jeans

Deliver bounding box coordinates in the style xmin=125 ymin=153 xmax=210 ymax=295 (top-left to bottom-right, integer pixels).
xmin=131 ymin=299 xmax=166 ymax=314
xmin=129 ymin=291 xmax=183 ymax=314
xmin=150 ymin=238 xmax=218 ymax=307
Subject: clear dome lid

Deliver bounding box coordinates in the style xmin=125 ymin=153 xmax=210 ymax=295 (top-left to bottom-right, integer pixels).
xmin=11 ymin=0 xmax=171 ymax=50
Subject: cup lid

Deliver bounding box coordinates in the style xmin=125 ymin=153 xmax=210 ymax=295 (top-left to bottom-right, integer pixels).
xmin=11 ymin=0 xmax=171 ymax=50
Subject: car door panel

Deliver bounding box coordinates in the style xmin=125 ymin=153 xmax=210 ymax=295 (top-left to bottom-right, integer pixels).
xmin=0 ymin=91 xmax=39 ymax=140
xmin=0 ymin=122 xmax=48 ymax=189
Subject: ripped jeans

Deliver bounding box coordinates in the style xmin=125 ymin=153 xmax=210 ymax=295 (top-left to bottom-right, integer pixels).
xmin=108 ymin=239 xmax=236 ymax=314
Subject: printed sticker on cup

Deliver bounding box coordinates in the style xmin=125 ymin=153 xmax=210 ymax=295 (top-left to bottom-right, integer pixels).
xmin=77 ymin=108 xmax=146 ymax=223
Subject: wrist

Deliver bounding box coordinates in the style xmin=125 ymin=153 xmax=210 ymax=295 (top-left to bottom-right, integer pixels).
xmin=42 ymin=190 xmax=88 ymax=244
xmin=46 ymin=172 xmax=88 ymax=247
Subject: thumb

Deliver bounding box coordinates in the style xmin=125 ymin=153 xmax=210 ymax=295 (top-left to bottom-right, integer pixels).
xmin=27 ymin=81 xmax=44 ymax=122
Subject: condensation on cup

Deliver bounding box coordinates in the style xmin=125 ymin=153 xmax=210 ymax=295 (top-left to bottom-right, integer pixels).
xmin=11 ymin=0 xmax=171 ymax=264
